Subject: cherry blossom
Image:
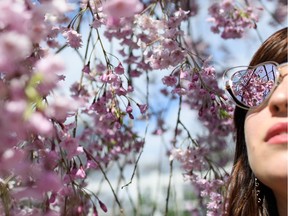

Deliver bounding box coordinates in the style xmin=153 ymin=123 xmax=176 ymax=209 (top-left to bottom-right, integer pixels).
xmin=162 ymin=75 xmax=178 ymax=86
xmin=208 ymin=0 xmax=260 ymax=39
xmin=62 ymin=28 xmax=83 ymax=49
xmin=102 ymin=0 xmax=143 ymax=18
xmin=0 ymin=32 xmax=32 ymax=73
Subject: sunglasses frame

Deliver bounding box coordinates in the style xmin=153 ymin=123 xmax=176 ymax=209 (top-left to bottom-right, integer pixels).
xmin=223 ymin=61 xmax=286 ymax=110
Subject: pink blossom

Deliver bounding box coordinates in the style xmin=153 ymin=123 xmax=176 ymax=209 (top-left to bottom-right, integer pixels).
xmin=162 ymin=75 xmax=178 ymax=86
xmin=28 ymin=112 xmax=54 ymax=136
xmin=35 ymin=55 xmax=65 ymax=95
xmin=13 ymin=187 xmax=43 ymax=201
xmin=36 ymin=172 xmax=62 ymax=193
xmin=100 ymin=72 xmax=119 ymax=84
xmin=98 ymin=200 xmax=108 ymax=212
xmin=42 ymin=150 xmax=59 ymax=170
xmin=91 ymin=98 xmax=108 ymax=114
xmin=128 ymin=113 xmax=134 ymax=119
xmin=180 ymin=69 xmax=192 ymax=80
xmin=105 ymin=17 xmax=121 ymax=28
xmin=60 ymin=138 xmax=80 ymax=159
xmin=5 ymin=100 xmax=26 ymax=114
xmin=92 ymin=17 xmax=104 ymax=28
xmin=130 ymin=69 xmax=142 ymax=77
xmin=170 ymin=148 xmax=205 ymax=171
xmin=49 ymin=193 xmax=57 ymax=204
xmin=45 ymin=96 xmax=79 ymax=122
xmin=96 ymin=62 xmax=106 ymax=72
xmin=168 ymin=9 xmax=190 ymax=28
xmin=82 ymin=62 xmax=91 ymax=74
xmin=0 ymin=1 xmax=31 ymax=34
xmin=171 ymin=87 xmax=187 ymax=95
xmin=127 ymin=85 xmax=134 ymax=93
xmin=0 ymin=32 xmax=32 ymax=73
xmin=1 ymin=149 xmax=27 ymax=174
xmin=170 ymin=49 xmax=187 ymax=66
xmin=62 ymin=28 xmax=83 ymax=48
xmin=86 ymin=160 xmax=98 ymax=169
xmin=36 ymin=54 xmax=65 ymax=75
xmin=137 ymin=103 xmax=148 ymax=114
xmin=126 ymin=105 xmax=133 ymax=113
xmin=38 ymin=0 xmax=73 ymax=15
xmin=102 ymin=0 xmax=143 ymax=18
xmin=75 ymin=166 xmax=86 ymax=179
xmin=207 ymin=192 xmax=222 ymax=210
xmin=162 ymin=39 xmax=179 ymax=50
xmin=114 ymin=63 xmax=125 ymax=74
xmin=208 ymin=1 xmax=260 ymax=39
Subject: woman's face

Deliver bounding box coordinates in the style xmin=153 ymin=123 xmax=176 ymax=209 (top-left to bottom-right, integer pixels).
xmin=244 ymin=63 xmax=288 ymax=193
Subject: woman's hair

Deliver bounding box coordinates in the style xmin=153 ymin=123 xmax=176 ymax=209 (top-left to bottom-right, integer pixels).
xmin=224 ymin=27 xmax=288 ymax=216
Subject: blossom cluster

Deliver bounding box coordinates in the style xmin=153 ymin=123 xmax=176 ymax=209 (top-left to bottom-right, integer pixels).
xmin=207 ymin=0 xmax=260 ymax=39
xmin=170 ymin=143 xmax=228 ymax=215
xmin=136 ymin=9 xmax=190 ymax=70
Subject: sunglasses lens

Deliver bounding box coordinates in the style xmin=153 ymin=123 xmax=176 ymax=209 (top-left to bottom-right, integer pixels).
xmin=229 ymin=63 xmax=278 ymax=108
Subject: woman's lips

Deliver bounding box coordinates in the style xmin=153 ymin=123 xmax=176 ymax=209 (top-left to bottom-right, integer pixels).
xmin=265 ymin=122 xmax=288 ymax=144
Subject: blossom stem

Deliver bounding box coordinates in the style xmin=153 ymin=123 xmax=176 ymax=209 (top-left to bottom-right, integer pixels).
xmin=84 ymin=149 xmax=123 ymax=211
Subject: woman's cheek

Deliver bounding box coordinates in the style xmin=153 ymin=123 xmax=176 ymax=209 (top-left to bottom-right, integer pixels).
xmin=244 ymin=115 xmax=259 ymax=172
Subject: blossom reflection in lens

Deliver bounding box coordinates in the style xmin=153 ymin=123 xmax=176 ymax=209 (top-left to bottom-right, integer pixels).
xmin=224 ymin=62 xmax=280 ymax=109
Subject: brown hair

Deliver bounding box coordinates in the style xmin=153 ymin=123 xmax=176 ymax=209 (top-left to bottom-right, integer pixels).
xmin=224 ymin=27 xmax=288 ymax=216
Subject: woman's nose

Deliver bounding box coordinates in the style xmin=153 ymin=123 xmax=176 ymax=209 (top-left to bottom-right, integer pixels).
xmin=268 ymin=74 xmax=288 ymax=116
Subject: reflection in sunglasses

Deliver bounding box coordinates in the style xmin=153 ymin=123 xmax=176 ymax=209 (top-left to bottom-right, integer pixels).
xmin=224 ymin=62 xmax=280 ymax=109
xmin=231 ymin=64 xmax=277 ymax=107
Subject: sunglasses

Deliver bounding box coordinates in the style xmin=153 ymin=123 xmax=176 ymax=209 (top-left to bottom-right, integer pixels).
xmin=223 ymin=61 xmax=288 ymax=110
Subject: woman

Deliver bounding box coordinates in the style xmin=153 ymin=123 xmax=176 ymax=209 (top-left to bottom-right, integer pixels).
xmin=223 ymin=27 xmax=287 ymax=215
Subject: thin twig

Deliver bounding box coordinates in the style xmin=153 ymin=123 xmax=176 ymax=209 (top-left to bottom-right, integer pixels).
xmin=121 ymin=148 xmax=144 ymax=189
xmin=84 ymin=149 xmax=123 ymax=211
xmin=164 ymin=96 xmax=182 ymax=215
